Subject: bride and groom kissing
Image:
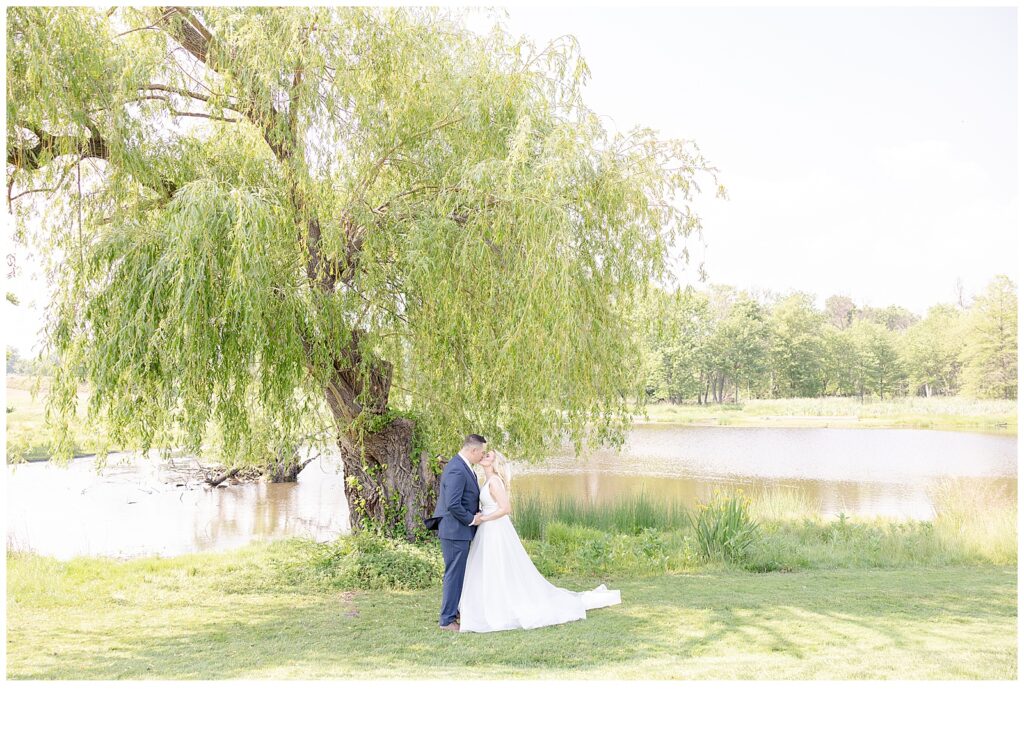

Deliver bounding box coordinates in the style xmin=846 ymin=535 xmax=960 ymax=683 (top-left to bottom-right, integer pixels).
xmin=428 ymin=433 xmax=621 ymax=633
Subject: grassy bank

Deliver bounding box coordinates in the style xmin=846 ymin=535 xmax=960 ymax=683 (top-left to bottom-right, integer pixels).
xmin=638 ymin=396 xmax=1017 ymax=433
xmin=6 ymin=542 xmax=1016 ymax=679
xmin=512 ymin=480 xmax=1017 ymax=574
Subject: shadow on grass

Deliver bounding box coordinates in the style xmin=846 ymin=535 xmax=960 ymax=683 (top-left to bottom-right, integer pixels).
xmin=8 ymin=568 xmax=1016 ymax=679
xmin=628 ymin=568 xmax=1016 ymax=670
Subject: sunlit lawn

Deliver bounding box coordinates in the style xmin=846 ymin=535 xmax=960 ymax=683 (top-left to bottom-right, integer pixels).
xmin=6 ymin=543 xmax=1016 ymax=679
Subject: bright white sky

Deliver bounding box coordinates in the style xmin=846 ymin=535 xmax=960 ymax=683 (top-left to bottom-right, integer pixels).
xmin=3 ymin=3 xmax=1018 ymax=359
xmin=489 ymin=4 xmax=1018 ymax=310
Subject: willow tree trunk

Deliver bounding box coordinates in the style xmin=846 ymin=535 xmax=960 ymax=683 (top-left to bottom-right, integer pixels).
xmin=319 ymin=359 xmax=441 ymax=541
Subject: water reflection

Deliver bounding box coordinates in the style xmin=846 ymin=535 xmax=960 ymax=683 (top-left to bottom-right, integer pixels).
xmin=6 ymin=448 xmax=348 ymax=560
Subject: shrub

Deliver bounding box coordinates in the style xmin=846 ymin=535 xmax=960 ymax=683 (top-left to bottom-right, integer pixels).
xmin=271 ymin=533 xmax=443 ymax=591
xmin=686 ymin=490 xmax=760 ymax=563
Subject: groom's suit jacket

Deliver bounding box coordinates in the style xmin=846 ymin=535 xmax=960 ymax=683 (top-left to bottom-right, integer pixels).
xmin=433 ymin=453 xmax=481 ymax=541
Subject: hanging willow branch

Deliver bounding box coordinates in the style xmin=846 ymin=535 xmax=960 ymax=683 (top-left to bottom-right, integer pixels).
xmin=8 ymin=5 xmax=725 ymax=479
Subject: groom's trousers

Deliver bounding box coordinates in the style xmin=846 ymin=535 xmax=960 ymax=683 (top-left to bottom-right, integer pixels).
xmin=439 ymin=537 xmax=471 ymax=626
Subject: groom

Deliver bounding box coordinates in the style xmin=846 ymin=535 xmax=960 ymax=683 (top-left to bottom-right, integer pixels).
xmin=435 ymin=433 xmax=487 ymax=631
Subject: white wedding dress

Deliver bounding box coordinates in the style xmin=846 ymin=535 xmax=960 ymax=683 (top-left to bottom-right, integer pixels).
xmin=458 ymin=476 xmax=621 ymax=633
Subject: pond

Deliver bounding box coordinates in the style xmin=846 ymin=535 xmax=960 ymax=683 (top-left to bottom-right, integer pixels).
xmin=5 ymin=425 xmax=1017 ymax=559
xmin=6 ymin=449 xmax=348 ymax=560
xmin=512 ymin=425 xmax=1018 ymax=520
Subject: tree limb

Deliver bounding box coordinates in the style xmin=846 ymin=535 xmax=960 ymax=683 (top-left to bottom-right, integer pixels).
xmin=355 ymin=111 xmax=465 ymax=206
xmin=130 ymin=94 xmax=241 ymax=122
xmin=205 ymin=467 xmax=239 ymax=487
xmin=7 ymin=125 xmax=108 ymax=171
xmin=155 ymin=6 xmax=290 ymax=160
xmin=170 ymin=109 xmax=240 ymax=122
xmin=159 ymin=6 xmax=214 ymax=64
xmin=7 ymin=121 xmax=183 ymax=203
xmin=140 ymin=83 xmax=228 ymax=105
xmin=7 ymin=155 xmax=81 ymax=207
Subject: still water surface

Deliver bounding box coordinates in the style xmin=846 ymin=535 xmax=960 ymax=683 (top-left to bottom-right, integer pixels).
xmin=7 ymin=450 xmax=348 ymax=560
xmin=514 ymin=425 xmax=1017 ymax=520
xmin=6 ymin=425 xmax=1017 ymax=559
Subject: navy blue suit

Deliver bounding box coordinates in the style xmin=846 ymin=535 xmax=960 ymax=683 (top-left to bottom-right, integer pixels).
xmin=434 ymin=453 xmax=480 ymax=626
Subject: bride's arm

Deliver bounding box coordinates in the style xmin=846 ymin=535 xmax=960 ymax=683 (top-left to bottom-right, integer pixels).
xmin=479 ymin=478 xmax=511 ymax=522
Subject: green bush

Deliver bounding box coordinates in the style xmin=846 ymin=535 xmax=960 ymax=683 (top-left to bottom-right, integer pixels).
xmin=271 ymin=533 xmax=443 ymax=591
xmin=686 ymin=491 xmax=760 ymax=563
xmin=741 ymin=533 xmax=807 ymax=572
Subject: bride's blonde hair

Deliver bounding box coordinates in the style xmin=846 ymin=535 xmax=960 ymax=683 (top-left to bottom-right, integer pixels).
xmin=490 ymin=449 xmax=513 ymax=496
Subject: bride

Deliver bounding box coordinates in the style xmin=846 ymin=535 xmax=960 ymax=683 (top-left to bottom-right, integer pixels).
xmin=458 ymin=449 xmax=621 ymax=633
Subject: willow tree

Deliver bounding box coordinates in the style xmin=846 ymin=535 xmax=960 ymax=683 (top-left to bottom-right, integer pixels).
xmin=7 ymin=6 xmax=722 ymax=536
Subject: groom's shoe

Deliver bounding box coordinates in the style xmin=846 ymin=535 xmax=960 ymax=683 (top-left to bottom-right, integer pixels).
xmin=439 ymin=622 xmax=460 ymax=632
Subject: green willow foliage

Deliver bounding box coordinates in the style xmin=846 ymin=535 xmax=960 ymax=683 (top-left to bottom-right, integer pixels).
xmin=8 ymin=6 xmax=723 ymax=467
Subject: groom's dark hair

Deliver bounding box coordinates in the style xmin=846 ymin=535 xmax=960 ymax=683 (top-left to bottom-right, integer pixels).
xmin=463 ymin=434 xmax=487 ymax=448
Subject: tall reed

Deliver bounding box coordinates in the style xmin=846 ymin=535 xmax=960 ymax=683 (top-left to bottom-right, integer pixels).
xmin=746 ymin=485 xmax=819 ymax=521
xmin=512 ymin=490 xmax=691 ymax=539
xmin=930 ymin=478 xmax=1017 ymax=564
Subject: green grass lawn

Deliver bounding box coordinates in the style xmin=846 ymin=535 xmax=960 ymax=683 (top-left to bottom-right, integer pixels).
xmin=6 ymin=542 xmax=1016 ymax=679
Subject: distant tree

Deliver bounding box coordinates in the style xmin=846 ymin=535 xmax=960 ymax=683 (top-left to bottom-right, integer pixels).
xmin=955 ymin=277 xmax=969 ymax=310
xmin=960 ymin=275 xmax=1017 ymax=399
xmin=641 ymin=278 xmax=1014 ymax=403
xmin=703 ymin=284 xmax=739 ymax=402
xmin=643 ymin=286 xmax=713 ymax=404
xmin=820 ymin=324 xmax=860 ymax=396
xmin=767 ymin=293 xmax=825 ymax=397
xmin=714 ymin=295 xmax=769 ymax=402
xmin=824 ymin=294 xmax=855 ymax=330
xmin=848 ymin=319 xmax=904 ymax=400
xmin=902 ymin=303 xmax=966 ymax=397
xmin=857 ymin=304 xmax=919 ymax=331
